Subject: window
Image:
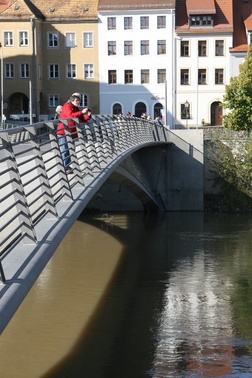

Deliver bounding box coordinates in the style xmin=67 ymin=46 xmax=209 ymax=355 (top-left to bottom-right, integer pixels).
xmin=19 ymin=31 xmax=28 ymax=46
xmin=215 ymin=68 xmax=224 ymax=84
xmin=141 ymin=69 xmax=149 ymax=84
xmin=49 ymin=64 xmax=59 ymax=79
xmin=198 ymin=41 xmax=207 ymax=56
xmin=80 ymin=94 xmax=88 ymax=108
xmin=84 ymin=64 xmax=94 ymax=79
xmin=140 ymin=16 xmax=149 ymax=29
xmin=157 ymin=16 xmax=166 ymax=29
xmin=124 ymin=17 xmax=132 ymax=30
xmin=108 ymin=41 xmax=116 ymax=55
xmin=48 ymin=32 xmax=58 ymax=48
xmin=5 ymin=63 xmax=14 ymax=78
xmin=108 ymin=70 xmax=117 ymax=84
xmin=124 ymin=41 xmax=133 ymax=55
xmin=141 ymin=40 xmax=149 ymax=55
xmin=108 ymin=17 xmax=116 ymax=30
xmin=125 ymin=70 xmax=133 ymax=84
xmin=181 ymin=103 xmax=190 ymax=119
xmin=180 ymin=69 xmax=189 ymax=85
xmin=202 ymin=16 xmax=212 ymax=26
xmin=113 ymin=103 xmax=122 ymax=115
xmin=157 ymin=69 xmax=166 ymax=83
xmin=83 ymin=33 xmax=93 ymax=48
xmin=67 ymin=64 xmax=76 ymax=79
xmin=4 ymin=32 xmax=13 ymax=47
xmin=65 ymin=33 xmax=76 ymax=47
xmin=191 ymin=16 xmax=201 ymax=26
xmin=181 ymin=41 xmax=189 ymax=57
xmin=157 ymin=40 xmax=166 ymax=55
xmin=198 ymin=69 xmax=207 ymax=84
xmin=215 ymin=40 xmax=224 ymax=56
xmin=20 ymin=63 xmax=29 ymax=78
xmin=49 ymin=95 xmax=59 ymax=107
xmin=191 ymin=15 xmax=213 ymax=27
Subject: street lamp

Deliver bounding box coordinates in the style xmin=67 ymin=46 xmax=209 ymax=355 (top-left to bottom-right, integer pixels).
xmin=184 ymin=100 xmax=189 ymax=128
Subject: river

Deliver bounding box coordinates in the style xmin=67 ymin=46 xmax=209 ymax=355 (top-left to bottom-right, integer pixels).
xmin=1 ymin=211 xmax=252 ymax=378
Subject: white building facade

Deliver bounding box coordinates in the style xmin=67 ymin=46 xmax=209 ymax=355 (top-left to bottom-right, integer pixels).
xmin=175 ymin=32 xmax=233 ymax=128
xmin=98 ymin=1 xmax=175 ymax=125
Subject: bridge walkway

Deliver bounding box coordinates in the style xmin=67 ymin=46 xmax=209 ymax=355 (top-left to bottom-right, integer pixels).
xmin=0 ymin=115 xmax=170 ymax=333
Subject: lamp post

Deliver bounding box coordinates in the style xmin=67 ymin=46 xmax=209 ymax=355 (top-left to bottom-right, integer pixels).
xmin=184 ymin=100 xmax=189 ymax=129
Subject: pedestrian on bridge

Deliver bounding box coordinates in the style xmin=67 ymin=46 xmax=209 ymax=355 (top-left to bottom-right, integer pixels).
xmin=57 ymin=93 xmax=92 ymax=174
xmin=54 ymin=105 xmax=62 ymax=120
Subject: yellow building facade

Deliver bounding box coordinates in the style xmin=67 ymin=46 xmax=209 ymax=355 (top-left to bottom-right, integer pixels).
xmin=0 ymin=0 xmax=99 ymax=122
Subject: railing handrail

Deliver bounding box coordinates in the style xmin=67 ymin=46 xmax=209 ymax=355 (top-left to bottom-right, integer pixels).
xmin=0 ymin=114 xmax=169 ymax=282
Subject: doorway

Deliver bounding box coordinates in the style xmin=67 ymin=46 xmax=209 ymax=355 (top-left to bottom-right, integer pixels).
xmin=211 ymin=101 xmax=223 ymax=126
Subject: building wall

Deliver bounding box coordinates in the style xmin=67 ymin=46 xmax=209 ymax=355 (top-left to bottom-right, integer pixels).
xmin=0 ymin=18 xmax=99 ymax=121
xmin=175 ymin=33 xmax=233 ymax=128
xmin=98 ymin=9 xmax=175 ymax=123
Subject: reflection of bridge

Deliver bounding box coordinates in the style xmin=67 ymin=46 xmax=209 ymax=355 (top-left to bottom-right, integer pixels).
xmin=0 ymin=115 xmax=203 ymax=332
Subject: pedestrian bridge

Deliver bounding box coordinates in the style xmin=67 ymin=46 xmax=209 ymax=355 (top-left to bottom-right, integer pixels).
xmin=0 ymin=115 xmax=203 ymax=332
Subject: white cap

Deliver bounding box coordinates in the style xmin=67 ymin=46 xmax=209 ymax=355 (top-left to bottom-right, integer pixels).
xmin=72 ymin=92 xmax=81 ymax=99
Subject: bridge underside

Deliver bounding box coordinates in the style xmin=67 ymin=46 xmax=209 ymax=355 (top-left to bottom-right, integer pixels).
xmin=86 ymin=147 xmax=168 ymax=212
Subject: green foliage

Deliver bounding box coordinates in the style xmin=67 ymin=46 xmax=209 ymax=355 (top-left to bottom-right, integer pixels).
xmin=223 ymin=44 xmax=252 ymax=132
xmin=206 ymin=130 xmax=252 ymax=211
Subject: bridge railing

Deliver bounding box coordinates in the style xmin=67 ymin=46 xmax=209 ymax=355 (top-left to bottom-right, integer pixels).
xmin=0 ymin=114 xmax=168 ymax=281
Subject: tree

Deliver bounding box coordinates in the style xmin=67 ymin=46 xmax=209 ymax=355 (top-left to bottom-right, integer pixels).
xmin=223 ymin=44 xmax=252 ymax=132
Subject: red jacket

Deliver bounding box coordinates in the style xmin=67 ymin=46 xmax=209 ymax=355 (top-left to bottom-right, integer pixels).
xmin=57 ymin=102 xmax=91 ymax=139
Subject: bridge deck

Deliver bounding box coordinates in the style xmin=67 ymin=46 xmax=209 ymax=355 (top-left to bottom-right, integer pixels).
xmin=0 ymin=115 xmax=170 ymax=333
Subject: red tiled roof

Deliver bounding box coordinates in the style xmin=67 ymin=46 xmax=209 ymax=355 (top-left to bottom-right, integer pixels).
xmin=232 ymin=0 xmax=250 ymax=49
xmin=244 ymin=13 xmax=252 ymax=30
xmin=98 ymin=0 xmax=175 ymax=11
xmin=186 ymin=0 xmax=216 ymax=15
xmin=0 ymin=0 xmax=10 ymax=13
xmin=229 ymin=44 xmax=248 ymax=53
xmin=175 ymin=0 xmax=233 ymax=34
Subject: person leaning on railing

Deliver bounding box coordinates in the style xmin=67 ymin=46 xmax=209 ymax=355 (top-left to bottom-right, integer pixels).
xmin=56 ymin=93 xmax=92 ymax=174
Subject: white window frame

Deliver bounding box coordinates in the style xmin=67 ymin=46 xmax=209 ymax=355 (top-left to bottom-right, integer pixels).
xmin=5 ymin=63 xmax=14 ymax=78
xmin=83 ymin=33 xmax=93 ymax=48
xmin=4 ymin=31 xmax=13 ymax=47
xmin=48 ymin=95 xmax=59 ymax=107
xmin=65 ymin=32 xmax=76 ymax=47
xmin=66 ymin=64 xmax=76 ymax=79
xmin=48 ymin=32 xmax=59 ymax=48
xmin=19 ymin=31 xmax=28 ymax=47
xmin=48 ymin=64 xmax=59 ymax=79
xmin=157 ymin=15 xmax=166 ymax=29
xmin=20 ymin=63 xmax=29 ymax=78
xmin=84 ymin=64 xmax=94 ymax=79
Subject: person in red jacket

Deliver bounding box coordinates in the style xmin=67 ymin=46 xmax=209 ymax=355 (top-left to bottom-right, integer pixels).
xmin=57 ymin=93 xmax=92 ymax=174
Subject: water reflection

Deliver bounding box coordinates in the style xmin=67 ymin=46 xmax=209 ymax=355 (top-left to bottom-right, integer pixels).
xmin=1 ymin=212 xmax=252 ymax=377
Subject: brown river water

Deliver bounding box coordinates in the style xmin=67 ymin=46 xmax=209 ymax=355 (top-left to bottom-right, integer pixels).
xmin=1 ymin=211 xmax=252 ymax=378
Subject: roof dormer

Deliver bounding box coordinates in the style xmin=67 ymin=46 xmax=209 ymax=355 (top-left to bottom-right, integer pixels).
xmin=186 ymin=0 xmax=216 ymax=28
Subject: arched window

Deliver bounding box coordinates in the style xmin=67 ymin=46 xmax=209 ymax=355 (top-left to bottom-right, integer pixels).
xmin=113 ymin=103 xmax=122 ymax=115
xmin=134 ymin=102 xmax=146 ymax=117
xmin=154 ymin=102 xmax=163 ymax=119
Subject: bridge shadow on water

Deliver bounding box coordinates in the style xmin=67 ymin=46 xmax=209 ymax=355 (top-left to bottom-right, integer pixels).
xmin=41 ymin=211 xmax=204 ymax=378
